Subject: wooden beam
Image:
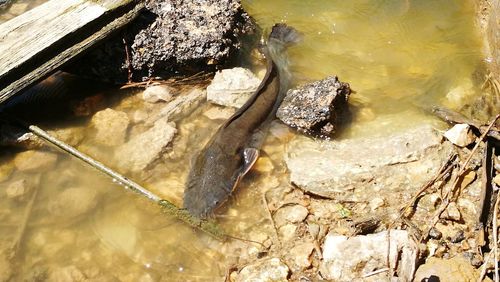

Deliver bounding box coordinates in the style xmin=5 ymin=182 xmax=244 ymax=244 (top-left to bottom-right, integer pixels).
xmin=0 ymin=0 xmax=144 ymax=104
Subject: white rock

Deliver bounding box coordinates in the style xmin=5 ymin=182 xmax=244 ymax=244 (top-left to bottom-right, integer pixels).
xmin=274 ymin=204 xmax=309 ymax=227
xmin=288 ymin=242 xmax=315 ymax=271
xmin=369 ymin=197 xmax=385 ymax=210
xmin=206 ymin=68 xmax=261 ymax=108
xmin=320 ymin=230 xmax=417 ymax=281
xmin=152 ymin=88 xmax=206 ymax=125
xmin=90 ymin=108 xmax=130 ymax=146
xmin=235 ymin=258 xmax=289 ymax=282
xmin=443 ymin=124 xmax=475 ymax=147
xmin=142 ymin=85 xmax=173 ymax=103
xmin=116 ymin=118 xmax=177 ymax=172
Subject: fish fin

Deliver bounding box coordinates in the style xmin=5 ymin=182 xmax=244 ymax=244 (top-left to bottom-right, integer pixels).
xmin=242 ymin=148 xmax=259 ymax=176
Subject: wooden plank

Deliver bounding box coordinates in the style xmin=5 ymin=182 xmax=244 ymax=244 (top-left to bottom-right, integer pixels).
xmin=0 ymin=0 xmax=144 ymax=104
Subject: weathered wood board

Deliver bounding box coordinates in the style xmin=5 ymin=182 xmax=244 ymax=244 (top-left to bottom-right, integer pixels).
xmin=0 ymin=0 xmax=144 ymax=104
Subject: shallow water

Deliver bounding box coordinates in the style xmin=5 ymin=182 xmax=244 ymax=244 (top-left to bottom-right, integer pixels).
xmin=0 ymin=0 xmax=45 ymax=23
xmin=0 ymin=0 xmax=488 ymax=281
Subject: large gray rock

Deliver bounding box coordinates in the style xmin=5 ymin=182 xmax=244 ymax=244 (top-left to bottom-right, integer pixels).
xmin=320 ymin=230 xmax=417 ymax=281
xmin=285 ymin=124 xmax=453 ymax=202
xmin=116 ymin=118 xmax=177 ymax=172
xmin=277 ymin=76 xmax=351 ymax=138
xmin=206 ymin=68 xmax=261 ymax=108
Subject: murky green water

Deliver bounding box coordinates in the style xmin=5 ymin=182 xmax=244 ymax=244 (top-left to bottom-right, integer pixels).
xmin=0 ymin=0 xmax=488 ymax=281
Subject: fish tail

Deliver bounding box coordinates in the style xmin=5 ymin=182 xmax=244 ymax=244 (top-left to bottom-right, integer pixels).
xmin=265 ymin=23 xmax=300 ymax=117
xmin=269 ymin=23 xmax=301 ymax=46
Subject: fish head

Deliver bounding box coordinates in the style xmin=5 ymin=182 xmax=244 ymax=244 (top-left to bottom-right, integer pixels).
xmin=183 ymin=146 xmax=242 ymax=219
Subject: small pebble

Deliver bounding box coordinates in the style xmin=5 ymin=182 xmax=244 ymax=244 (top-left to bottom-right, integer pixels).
xmin=443 ymin=202 xmax=461 ymax=221
xmin=450 ymin=230 xmax=465 ymax=243
xmin=428 ymin=227 xmax=443 ymax=240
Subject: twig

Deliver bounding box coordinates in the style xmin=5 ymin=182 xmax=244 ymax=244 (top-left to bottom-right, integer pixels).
xmin=262 ymin=191 xmax=280 ymax=246
xmin=122 ymin=37 xmax=133 ymax=84
xmin=493 ymin=188 xmax=500 ymax=282
xmin=425 ymin=114 xmax=500 ymax=239
xmin=1 ymin=115 xmax=227 ymax=241
xmin=362 ymin=268 xmax=389 ymax=278
xmin=9 ymin=183 xmax=39 ymax=259
xmin=478 ymin=251 xmax=494 ymax=282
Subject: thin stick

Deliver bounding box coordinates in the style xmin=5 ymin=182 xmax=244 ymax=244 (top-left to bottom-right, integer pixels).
xmin=5 ymin=117 xmax=227 ymax=240
xmin=493 ymin=189 xmax=500 ymax=282
xmin=425 ymin=114 xmax=500 ymax=239
xmin=122 ymin=37 xmax=133 ymax=84
xmin=478 ymin=251 xmax=494 ymax=282
xmin=9 ymin=183 xmax=39 ymax=259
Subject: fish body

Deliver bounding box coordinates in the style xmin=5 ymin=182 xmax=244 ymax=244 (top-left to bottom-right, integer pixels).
xmin=183 ymin=24 xmax=299 ymax=218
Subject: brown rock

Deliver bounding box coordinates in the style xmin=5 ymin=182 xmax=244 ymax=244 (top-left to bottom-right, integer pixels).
xmin=14 ymin=150 xmax=58 ymax=172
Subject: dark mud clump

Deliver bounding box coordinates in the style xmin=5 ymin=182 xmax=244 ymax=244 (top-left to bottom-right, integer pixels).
xmin=276 ymin=76 xmax=351 ymax=138
xmin=67 ymin=0 xmax=254 ymax=83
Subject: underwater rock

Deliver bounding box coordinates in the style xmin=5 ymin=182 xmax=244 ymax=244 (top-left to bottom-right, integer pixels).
xmin=5 ymin=179 xmax=29 ymax=200
xmin=90 ymin=108 xmax=130 ymax=146
xmin=0 ymin=161 xmax=13 ymax=182
xmin=414 ymin=257 xmax=485 ymax=282
xmin=443 ymin=123 xmax=475 ymax=147
xmin=48 ymin=265 xmax=87 ymax=282
xmin=14 ymin=150 xmax=58 ymax=172
xmin=0 ymin=122 xmax=43 ymax=149
xmin=48 ymin=127 xmax=85 ymax=147
xmin=203 ymin=106 xmax=235 ymax=120
xmin=206 ymin=68 xmax=261 ymax=108
xmin=150 ymin=88 xmax=206 ymax=125
xmin=235 ymin=258 xmax=290 ymax=282
xmin=47 ymin=187 xmax=98 ymax=220
xmin=320 ymin=230 xmax=417 ymax=281
xmin=142 ymin=85 xmax=173 ymax=103
xmin=0 ymin=250 xmax=12 ymax=282
xmin=68 ymin=0 xmax=253 ymax=83
xmin=285 ymin=124 xmax=453 ymax=202
xmin=277 ymin=76 xmax=351 ymax=138
xmin=116 ymin=118 xmax=177 ymax=172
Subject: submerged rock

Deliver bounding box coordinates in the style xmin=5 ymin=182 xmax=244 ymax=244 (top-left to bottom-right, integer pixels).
xmin=285 ymin=124 xmax=452 ymax=202
xmin=90 ymin=108 xmax=130 ymax=146
xmin=234 ymin=258 xmax=290 ymax=282
xmin=277 ymin=76 xmax=351 ymax=138
xmin=14 ymin=150 xmax=58 ymax=172
xmin=206 ymin=68 xmax=261 ymax=108
xmin=47 ymin=187 xmax=98 ymax=220
xmin=320 ymin=230 xmax=417 ymax=281
xmin=116 ymin=118 xmax=177 ymax=172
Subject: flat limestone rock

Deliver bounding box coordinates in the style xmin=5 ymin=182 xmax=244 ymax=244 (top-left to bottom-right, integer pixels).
xmin=277 ymin=76 xmax=350 ymax=137
xmin=320 ymin=230 xmax=417 ymax=280
xmin=115 ymin=118 xmax=177 ymax=172
xmin=285 ymin=124 xmax=453 ymax=202
xmin=90 ymin=108 xmax=130 ymax=146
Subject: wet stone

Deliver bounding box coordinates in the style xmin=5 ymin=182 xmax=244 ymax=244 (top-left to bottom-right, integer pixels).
xmin=235 ymin=258 xmax=290 ymax=282
xmin=203 ymin=106 xmax=235 ymax=120
xmin=48 ymin=127 xmax=85 ymax=147
xmin=14 ymin=150 xmax=58 ymax=172
xmin=206 ymin=67 xmax=261 ymax=108
xmin=0 ymin=162 xmax=14 ymax=182
xmin=90 ymin=108 xmax=130 ymax=146
xmin=277 ymin=76 xmax=351 ymax=137
xmin=48 ymin=265 xmax=86 ymax=282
